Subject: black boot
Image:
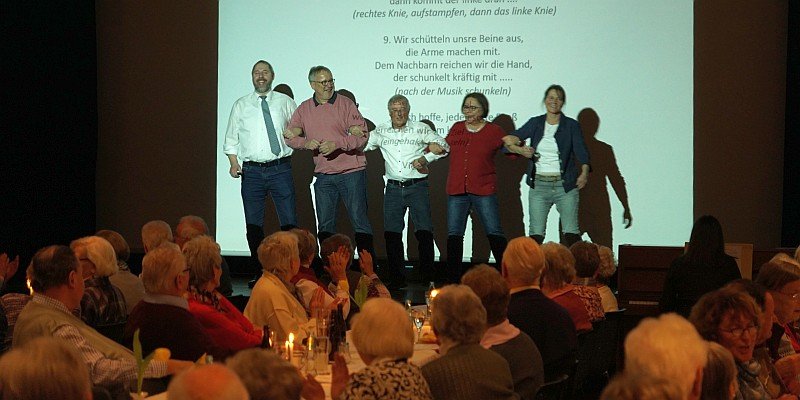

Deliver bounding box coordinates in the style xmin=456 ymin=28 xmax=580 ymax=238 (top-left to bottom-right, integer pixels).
xmin=530 ymin=234 xmax=545 ymax=244
xmin=384 ymin=231 xmax=406 ymax=288
xmin=487 ymin=234 xmax=508 ymax=272
xmin=246 ymin=224 xmax=265 ymax=288
xmin=563 ymin=233 xmax=582 ymax=248
xmin=415 ymin=230 xmax=435 ymax=283
xmin=446 ymin=235 xmax=464 ymax=284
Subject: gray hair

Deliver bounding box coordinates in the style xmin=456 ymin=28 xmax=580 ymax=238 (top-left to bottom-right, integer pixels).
xmin=701 ymin=342 xmax=736 ymax=400
xmin=600 ymin=372 xmax=684 ymax=400
xmin=70 ymin=236 xmax=118 ymax=277
xmin=624 ymin=313 xmax=708 ymax=397
xmin=431 ymin=285 xmax=487 ymax=345
xmin=176 ymin=215 xmax=209 ymax=248
xmin=141 ymin=245 xmax=186 ymax=294
xmin=502 ymin=237 xmax=546 ymax=285
xmin=226 ymin=349 xmax=302 ymax=400
xmin=351 ymin=298 xmax=415 ymax=360
xmin=183 ymin=235 xmax=222 ymax=290
xmin=141 ymin=220 xmax=173 ymax=252
xmin=387 ymin=94 xmax=410 ymax=110
xmin=0 ymin=336 xmax=91 ymax=400
xmin=596 ymin=245 xmax=617 ymax=279
xmin=308 ymin=65 xmax=331 ymax=82
xmin=257 ymin=231 xmax=299 ymax=280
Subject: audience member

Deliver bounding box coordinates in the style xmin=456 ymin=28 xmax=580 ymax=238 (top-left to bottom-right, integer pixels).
xmin=175 ymin=215 xmax=233 ymax=296
xmin=624 ymin=313 xmax=707 ymax=400
xmin=320 ymin=233 xmax=390 ymax=300
xmin=569 ymin=240 xmax=607 ymax=319
xmin=227 ymin=348 xmax=303 ymax=400
xmin=71 ymin=236 xmax=128 ymax=327
xmin=422 ymin=285 xmax=516 ymax=400
xmin=725 ymin=279 xmax=795 ymax=397
xmin=462 ymin=264 xmax=544 ymax=399
xmin=290 ymin=229 xmax=351 ymax=318
xmin=124 ymin=245 xmax=228 ymax=361
xmin=595 ymin=245 xmax=619 ymax=311
xmin=503 ymin=237 xmax=577 ymax=381
xmin=244 ymin=231 xmax=314 ymax=341
xmin=690 ymin=288 xmax=784 ymax=400
xmin=141 ymin=220 xmax=174 ymax=252
xmin=0 ymin=336 xmax=92 ymax=400
xmin=0 ymin=292 xmax=30 ymax=353
xmin=540 ymin=242 xmax=595 ymax=332
xmin=756 ymin=260 xmax=800 ymax=356
xmin=0 ymin=253 xmax=19 ymax=291
xmin=701 ymin=342 xmax=738 ymax=400
xmin=184 ymin=235 xmax=263 ymax=352
xmin=96 ymin=229 xmax=145 ymax=313
xmin=661 ymin=215 xmax=742 ymax=317
xmin=168 ymin=364 xmax=250 ymax=400
xmin=14 ymin=246 xmax=188 ymax=394
xmin=330 ymin=298 xmax=433 ymax=399
xmin=600 ymin=372 xmax=685 ymax=400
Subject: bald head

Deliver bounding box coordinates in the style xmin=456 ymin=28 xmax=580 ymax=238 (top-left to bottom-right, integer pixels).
xmin=168 ymin=364 xmax=250 ymax=400
xmin=175 ymin=215 xmax=210 ymax=248
xmin=142 ymin=220 xmax=174 ymax=252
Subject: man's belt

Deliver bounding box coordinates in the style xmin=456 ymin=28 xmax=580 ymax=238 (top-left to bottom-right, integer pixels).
xmin=243 ymin=157 xmax=291 ymax=168
xmin=387 ymin=177 xmax=428 ymax=188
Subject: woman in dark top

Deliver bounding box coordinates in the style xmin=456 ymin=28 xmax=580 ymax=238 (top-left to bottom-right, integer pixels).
xmin=660 ymin=215 xmax=741 ymax=317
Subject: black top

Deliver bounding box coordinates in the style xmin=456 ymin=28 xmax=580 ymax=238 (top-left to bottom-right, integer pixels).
xmin=507 ymin=288 xmax=577 ymax=382
xmin=660 ymin=254 xmax=742 ymax=317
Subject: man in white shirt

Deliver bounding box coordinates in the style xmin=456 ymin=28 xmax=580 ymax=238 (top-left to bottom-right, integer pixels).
xmin=363 ymin=95 xmax=448 ymax=286
xmin=224 ymin=60 xmax=298 ymax=267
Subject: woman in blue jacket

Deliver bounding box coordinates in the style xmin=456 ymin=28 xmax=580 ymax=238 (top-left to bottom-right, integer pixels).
xmin=504 ymin=84 xmax=590 ymax=246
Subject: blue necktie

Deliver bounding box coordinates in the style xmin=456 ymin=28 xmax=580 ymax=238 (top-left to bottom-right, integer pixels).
xmin=260 ymin=96 xmax=281 ymax=156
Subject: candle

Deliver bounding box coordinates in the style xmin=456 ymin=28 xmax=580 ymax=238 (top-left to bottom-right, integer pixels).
xmin=287 ymin=333 xmax=295 ymax=364
xmin=430 ymin=289 xmax=439 ymax=298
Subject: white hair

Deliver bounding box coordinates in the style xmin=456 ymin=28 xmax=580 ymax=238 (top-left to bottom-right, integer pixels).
xmin=624 ymin=313 xmax=708 ymax=398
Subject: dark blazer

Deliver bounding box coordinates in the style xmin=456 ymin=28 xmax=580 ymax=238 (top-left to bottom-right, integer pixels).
xmin=511 ymin=114 xmax=590 ymax=192
xmin=507 ymin=288 xmax=577 ymax=381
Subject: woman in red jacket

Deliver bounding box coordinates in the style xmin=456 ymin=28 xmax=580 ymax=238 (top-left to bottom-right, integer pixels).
xmin=184 ymin=235 xmax=264 ymax=352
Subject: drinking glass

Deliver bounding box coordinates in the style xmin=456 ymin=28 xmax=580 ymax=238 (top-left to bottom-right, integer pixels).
xmin=312 ymin=336 xmax=331 ymax=375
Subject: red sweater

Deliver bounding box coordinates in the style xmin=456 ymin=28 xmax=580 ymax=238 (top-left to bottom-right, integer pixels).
xmin=188 ymin=296 xmax=263 ymax=353
xmin=445 ymin=121 xmax=507 ymax=196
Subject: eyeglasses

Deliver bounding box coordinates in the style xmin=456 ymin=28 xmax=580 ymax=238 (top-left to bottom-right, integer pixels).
xmin=719 ymin=325 xmax=758 ymax=338
xmin=778 ymin=291 xmax=800 ymax=302
xmin=389 ymin=108 xmax=407 ymax=114
xmin=311 ymin=79 xmax=335 ymax=86
xmin=462 ymin=105 xmax=481 ymax=111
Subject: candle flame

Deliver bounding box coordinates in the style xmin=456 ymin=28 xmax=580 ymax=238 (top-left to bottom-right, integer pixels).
xmin=288 ymin=332 xmax=295 ymax=343
xmin=430 ymin=289 xmax=439 ymax=298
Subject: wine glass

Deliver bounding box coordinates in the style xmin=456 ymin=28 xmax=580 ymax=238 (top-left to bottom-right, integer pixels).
xmin=411 ymin=309 xmax=426 ymax=343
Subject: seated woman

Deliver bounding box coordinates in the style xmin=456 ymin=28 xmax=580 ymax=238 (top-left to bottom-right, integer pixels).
xmin=462 ymin=264 xmax=544 ymax=400
xmin=540 ymin=242 xmax=594 ymax=332
xmin=569 ymin=241 xmax=606 ymax=321
xmin=184 ymin=235 xmax=264 ymax=353
xmin=725 ymin=279 xmax=795 ymax=397
xmin=320 ymin=234 xmax=390 ymax=301
xmin=421 ymin=285 xmax=517 ymax=400
xmin=595 ymin=245 xmax=619 ymax=312
xmin=330 ymin=298 xmax=433 ymax=399
xmin=244 ymin=231 xmax=315 ymax=342
xmin=690 ymin=287 xmax=794 ymax=400
xmin=289 ymin=229 xmax=351 ymax=318
xmin=71 ymin=236 xmax=127 ymax=327
xmin=756 ymin=259 xmax=800 ymax=394
xmin=661 ymin=215 xmax=741 ymax=317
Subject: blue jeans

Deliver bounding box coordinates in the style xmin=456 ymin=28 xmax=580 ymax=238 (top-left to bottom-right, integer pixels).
xmin=447 ymin=194 xmax=504 ymax=237
xmin=241 ymin=161 xmax=297 ymax=228
xmin=528 ymin=178 xmax=580 ymax=236
xmin=314 ymin=170 xmax=373 ymax=234
xmin=384 ymin=180 xmax=433 ymax=233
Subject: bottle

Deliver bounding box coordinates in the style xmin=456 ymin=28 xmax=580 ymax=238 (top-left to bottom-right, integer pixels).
xmin=328 ymin=303 xmax=347 ymax=361
xmin=261 ymin=325 xmax=272 ymax=349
